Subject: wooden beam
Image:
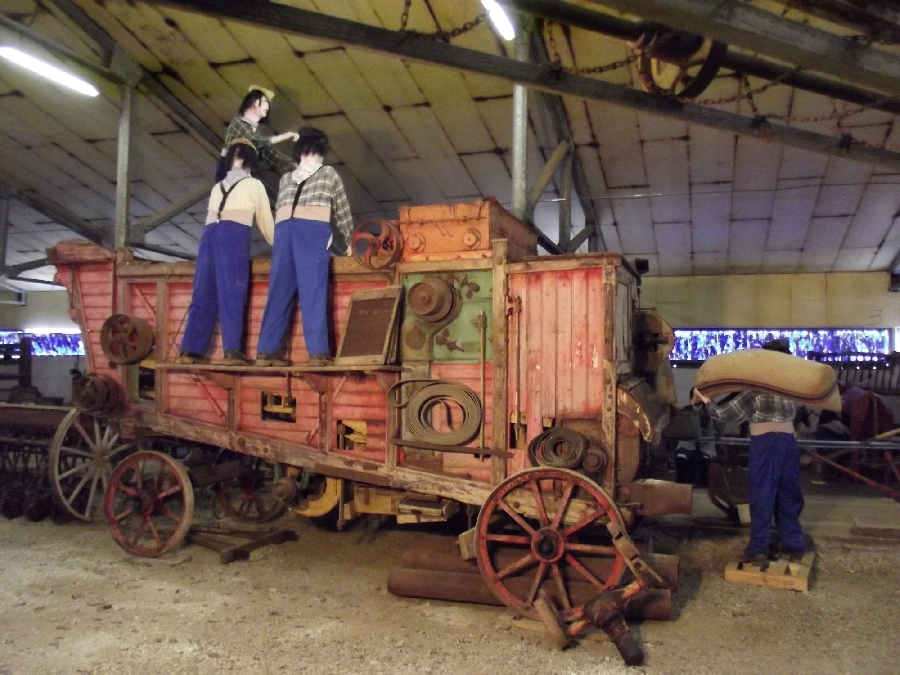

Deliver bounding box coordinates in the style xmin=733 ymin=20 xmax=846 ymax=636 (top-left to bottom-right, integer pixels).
xmin=147 ymin=1 xmax=900 ymax=174
xmin=134 ymin=184 xmax=210 ymax=237
xmin=525 ymin=140 xmax=569 ymax=221
xmin=5 ymin=259 xmax=50 ymax=276
xmin=8 ymin=188 xmax=108 ymax=247
xmin=585 ymin=0 xmax=900 ymax=96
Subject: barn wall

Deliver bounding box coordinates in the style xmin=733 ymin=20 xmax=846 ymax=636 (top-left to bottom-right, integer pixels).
xmin=641 ymin=271 xmax=900 ymax=328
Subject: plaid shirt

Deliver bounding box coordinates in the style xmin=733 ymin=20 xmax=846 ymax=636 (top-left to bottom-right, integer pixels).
xmin=275 ymin=166 xmax=354 ymax=246
xmin=704 ymin=390 xmax=797 ymax=425
xmin=221 ymin=117 xmax=293 ymax=175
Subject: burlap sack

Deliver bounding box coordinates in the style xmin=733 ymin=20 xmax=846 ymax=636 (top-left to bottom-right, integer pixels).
xmin=694 ymin=349 xmax=841 ymax=412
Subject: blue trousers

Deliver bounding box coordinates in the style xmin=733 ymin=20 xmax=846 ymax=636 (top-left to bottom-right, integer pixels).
xmin=746 ymin=432 xmax=807 ymax=556
xmin=257 ymin=218 xmax=332 ymax=357
xmin=180 ymin=220 xmax=251 ymax=355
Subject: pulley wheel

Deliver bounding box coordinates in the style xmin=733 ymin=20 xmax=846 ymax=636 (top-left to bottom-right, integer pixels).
xmin=351 ymin=219 xmax=403 ymax=270
xmin=72 ymin=373 xmax=122 ymax=413
xmin=100 ymin=314 xmax=155 ymax=365
xmin=408 ymin=277 xmax=456 ymax=323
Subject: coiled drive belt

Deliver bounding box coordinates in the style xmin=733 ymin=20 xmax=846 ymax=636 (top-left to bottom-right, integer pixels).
xmin=528 ymin=427 xmax=589 ymax=469
xmin=388 ymin=379 xmax=482 ymax=446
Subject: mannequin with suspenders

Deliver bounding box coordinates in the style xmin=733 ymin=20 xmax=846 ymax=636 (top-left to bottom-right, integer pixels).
xmin=255 ymin=127 xmax=354 ymax=367
xmin=177 ymin=139 xmax=275 ymax=366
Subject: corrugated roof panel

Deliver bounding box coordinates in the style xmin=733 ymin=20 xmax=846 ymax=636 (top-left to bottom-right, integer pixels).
xmin=611 ymin=195 xmax=655 ymax=254
xmin=833 ymin=248 xmax=878 ymax=271
xmin=767 ymin=185 xmax=818 ymax=250
xmin=691 ymin=190 xmax=731 ymax=253
xmin=390 ymin=105 xmax=478 ymax=198
xmin=694 ymin=250 xmax=730 ymax=275
xmin=382 ymin=158 xmax=444 ymax=204
xmin=800 ymin=216 xmax=852 ymax=271
xmin=345 ymin=108 xmax=416 ymax=161
xmin=728 ymin=219 xmax=768 ymax=272
xmin=460 ymin=152 xmax=512 ymax=206
xmin=762 ymin=249 xmax=801 ymax=273
xmin=645 ymin=139 xmax=690 ymax=223
xmin=589 ymin=103 xmax=647 ymax=189
xmin=688 ymin=125 xmax=735 ymax=185
xmin=655 ymin=222 xmax=692 ymax=275
xmin=160 ymin=6 xmax=248 ymax=64
xmin=844 ymin=183 xmax=900 ymax=248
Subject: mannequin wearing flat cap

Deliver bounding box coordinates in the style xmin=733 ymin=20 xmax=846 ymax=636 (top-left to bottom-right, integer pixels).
xmin=217 ymin=85 xmax=299 ymax=181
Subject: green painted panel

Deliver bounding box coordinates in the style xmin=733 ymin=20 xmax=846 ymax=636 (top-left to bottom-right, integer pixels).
xmin=400 ymin=270 xmax=493 ymax=363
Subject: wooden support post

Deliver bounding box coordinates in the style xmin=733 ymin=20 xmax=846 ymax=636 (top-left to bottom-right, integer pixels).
xmin=491 ymin=239 xmax=510 ymax=486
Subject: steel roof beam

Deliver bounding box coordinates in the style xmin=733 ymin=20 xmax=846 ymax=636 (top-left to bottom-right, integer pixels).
xmin=584 ymin=0 xmax=900 ymax=97
xmin=502 ymin=0 xmax=900 ymax=116
xmin=148 ymin=0 xmax=900 ymax=174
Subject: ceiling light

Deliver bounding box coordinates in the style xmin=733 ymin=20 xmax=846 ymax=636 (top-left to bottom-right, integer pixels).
xmin=0 ymin=46 xmax=99 ymax=97
xmin=481 ymin=0 xmax=516 ymax=41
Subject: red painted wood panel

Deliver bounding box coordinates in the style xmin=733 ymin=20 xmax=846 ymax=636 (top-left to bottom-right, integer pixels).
xmin=508 ymin=266 xmax=608 ymax=449
xmin=163 ymin=372 xmax=229 ymax=427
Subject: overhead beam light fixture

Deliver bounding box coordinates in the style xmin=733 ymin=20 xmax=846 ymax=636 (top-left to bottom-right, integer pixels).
xmin=481 ymin=0 xmax=516 ymax=41
xmin=0 ymin=46 xmax=99 ymax=97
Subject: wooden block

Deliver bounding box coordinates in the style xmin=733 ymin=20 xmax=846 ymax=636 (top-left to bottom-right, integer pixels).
xmin=724 ymin=552 xmax=815 ymax=593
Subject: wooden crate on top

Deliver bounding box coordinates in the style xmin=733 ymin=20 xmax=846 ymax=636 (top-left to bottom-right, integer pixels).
xmin=398 ymin=199 xmax=537 ymax=263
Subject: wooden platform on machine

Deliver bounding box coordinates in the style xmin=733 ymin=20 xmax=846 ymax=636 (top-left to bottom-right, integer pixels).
xmin=724 ymin=552 xmax=816 ymax=592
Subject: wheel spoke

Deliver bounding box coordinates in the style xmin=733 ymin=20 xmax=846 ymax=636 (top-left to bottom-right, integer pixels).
xmin=160 ymin=505 xmax=183 ymax=525
xmin=496 ymin=551 xmax=539 ymax=580
xmin=112 ymin=506 xmax=134 ymax=523
xmin=550 ymin=563 xmax=572 ymax=612
xmin=564 ymin=552 xmax=605 ymax=589
xmin=146 ymin=519 xmax=162 ymax=549
xmin=60 ymin=445 xmax=95 ymax=460
xmin=484 ymin=533 xmax=530 ymax=545
xmin=158 ymin=482 xmax=183 ymax=500
xmin=59 ymin=462 xmax=91 ymax=480
xmin=83 ymin=468 xmax=102 ymax=518
xmin=528 ymin=478 xmax=550 ymax=527
xmin=65 ymin=466 xmax=95 ymax=505
xmin=525 ymin=562 xmax=548 ymax=605
xmin=565 ymin=543 xmax=617 ymax=556
xmin=129 ymin=518 xmax=149 ymax=547
xmin=108 ymin=442 xmax=131 ymax=459
xmin=497 ymin=496 xmax=537 ymax=536
xmin=550 ymin=480 xmax=576 ymax=530
xmin=73 ymin=419 xmax=98 ymax=453
xmin=562 ymin=508 xmax=605 ymax=538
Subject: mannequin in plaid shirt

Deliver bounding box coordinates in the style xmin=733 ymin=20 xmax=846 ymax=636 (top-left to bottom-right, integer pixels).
xmin=256 ymin=127 xmax=353 ymax=367
xmin=694 ymin=339 xmax=809 ymax=568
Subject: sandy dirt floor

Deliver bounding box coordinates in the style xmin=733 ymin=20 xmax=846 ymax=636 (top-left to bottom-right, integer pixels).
xmin=0 ymin=505 xmax=898 ymax=675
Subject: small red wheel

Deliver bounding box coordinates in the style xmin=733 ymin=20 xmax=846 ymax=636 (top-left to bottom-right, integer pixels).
xmin=351 ymin=219 xmax=402 ymax=270
xmin=100 ymin=314 xmax=155 ymax=365
xmin=215 ymin=458 xmax=285 ymax=523
xmin=475 ymin=467 xmax=626 ymax=624
xmin=104 ymin=451 xmax=194 ymax=557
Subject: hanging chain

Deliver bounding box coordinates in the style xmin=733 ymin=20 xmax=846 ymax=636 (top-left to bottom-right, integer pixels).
xmin=543 ymin=21 xmax=638 ymax=76
xmin=399 ymin=0 xmax=412 ymax=31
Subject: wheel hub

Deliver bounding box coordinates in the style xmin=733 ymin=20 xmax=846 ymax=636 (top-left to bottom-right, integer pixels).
xmin=532 ymin=527 xmax=565 ymax=563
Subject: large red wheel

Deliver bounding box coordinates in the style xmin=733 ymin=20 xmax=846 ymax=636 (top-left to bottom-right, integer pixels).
xmin=104 ymin=451 xmax=194 ymax=557
xmin=475 ymin=467 xmax=626 ymax=623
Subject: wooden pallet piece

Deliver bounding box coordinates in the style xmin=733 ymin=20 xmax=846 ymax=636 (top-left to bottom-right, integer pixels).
xmin=187 ymin=527 xmax=299 ymax=564
xmin=724 ymin=552 xmax=815 ymax=592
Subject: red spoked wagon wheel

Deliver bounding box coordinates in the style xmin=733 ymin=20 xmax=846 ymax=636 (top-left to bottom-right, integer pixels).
xmin=105 ymin=451 xmax=194 ymax=557
xmin=215 ymin=458 xmax=285 ymax=523
xmin=351 ymin=219 xmax=402 ymax=270
xmin=475 ymin=467 xmax=627 ymax=625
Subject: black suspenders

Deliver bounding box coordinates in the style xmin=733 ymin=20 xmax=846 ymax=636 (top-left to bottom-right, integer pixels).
xmin=215 ymin=177 xmax=247 ymax=222
xmin=290 ymin=178 xmax=309 ymax=218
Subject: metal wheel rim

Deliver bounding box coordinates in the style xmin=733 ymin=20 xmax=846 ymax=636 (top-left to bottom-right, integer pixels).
xmin=49 ymin=409 xmax=132 ymax=522
xmin=475 ymin=467 xmax=626 ymax=622
xmin=104 ymin=450 xmax=194 ymax=557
